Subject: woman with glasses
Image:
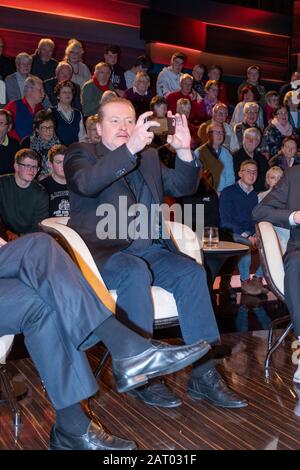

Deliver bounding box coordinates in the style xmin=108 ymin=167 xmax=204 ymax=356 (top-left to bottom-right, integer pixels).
xmin=20 ymin=109 xmax=60 ymax=178
xmin=262 ymin=105 xmax=298 ymax=159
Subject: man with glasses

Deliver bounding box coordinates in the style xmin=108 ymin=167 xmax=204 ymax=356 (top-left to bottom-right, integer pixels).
xmin=0 ymin=109 xmax=19 ymax=175
xmin=219 ymin=160 xmax=267 ymax=296
xmin=4 ymin=76 xmax=44 ymax=141
xmin=0 ymin=148 xmax=48 ymax=240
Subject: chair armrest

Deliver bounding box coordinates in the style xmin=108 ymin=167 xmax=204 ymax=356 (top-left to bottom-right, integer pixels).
xmin=165 ymin=221 xmax=203 ymax=265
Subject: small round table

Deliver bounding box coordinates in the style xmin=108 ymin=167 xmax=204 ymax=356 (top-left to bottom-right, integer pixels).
xmin=202 ymin=241 xmax=250 ymax=290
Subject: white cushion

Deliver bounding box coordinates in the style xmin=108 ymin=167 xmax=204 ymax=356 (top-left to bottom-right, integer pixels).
xmin=0 ymin=335 xmax=14 ymax=364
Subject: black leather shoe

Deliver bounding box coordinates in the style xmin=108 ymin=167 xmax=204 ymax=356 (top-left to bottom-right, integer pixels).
xmin=127 ymin=381 xmax=182 ymax=408
xmin=49 ymin=421 xmax=137 ymax=450
xmin=188 ymin=368 xmax=248 ymax=408
xmin=112 ymin=339 xmax=211 ymax=393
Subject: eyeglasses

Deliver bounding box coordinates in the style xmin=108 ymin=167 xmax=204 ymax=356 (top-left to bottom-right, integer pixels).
xmin=17 ymin=162 xmax=39 ymax=171
xmin=40 ymin=125 xmax=54 ymax=131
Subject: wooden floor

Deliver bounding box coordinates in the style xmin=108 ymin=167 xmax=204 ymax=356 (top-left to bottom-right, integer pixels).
xmin=1 ymin=329 xmax=300 ymax=450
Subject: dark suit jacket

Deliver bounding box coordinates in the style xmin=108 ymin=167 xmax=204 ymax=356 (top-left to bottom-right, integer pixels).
xmin=64 ymin=142 xmax=199 ymax=268
xmin=252 ymin=165 xmax=300 ymax=253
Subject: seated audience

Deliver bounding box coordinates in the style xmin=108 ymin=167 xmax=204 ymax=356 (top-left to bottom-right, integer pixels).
xmin=195 ymin=122 xmax=235 ymax=193
xmin=64 ymin=38 xmax=91 ymax=88
xmin=80 ymin=114 xmax=101 ymax=143
xmin=52 ymin=80 xmax=86 ymax=145
xmin=104 ymin=44 xmax=126 ymax=97
xmin=156 ymin=51 xmax=186 ymax=97
xmin=0 ymin=109 xmax=19 ymax=175
xmin=0 ymin=37 xmax=15 ymax=80
xmin=230 ymin=86 xmax=263 ymax=129
xmin=40 ymin=144 xmax=69 ymax=217
xmin=219 ymin=160 xmax=267 ymax=295
xmin=234 ymin=101 xmax=262 ymax=147
xmin=207 ymin=64 xmax=228 ymax=105
xmin=263 ymin=90 xmax=279 ymax=127
xmin=5 ymin=52 xmax=32 ymax=102
xmin=20 ymin=109 xmax=60 ymax=177
xmin=283 ymin=90 xmax=300 ymax=129
xmin=198 ymin=102 xmax=239 ymax=153
xmin=238 ymin=65 xmax=266 ymax=105
xmin=232 ymin=127 xmax=268 ymax=192
xmin=167 ymin=73 xmax=203 ymax=125
xmin=124 ymin=55 xmax=153 ymax=89
xmin=44 ymin=61 xmax=81 ymax=111
xmin=258 ymin=165 xmax=283 ymax=202
xmin=262 ymin=105 xmax=298 ymax=159
xmin=0 ymin=148 xmax=48 ymax=239
xmin=4 ymin=75 xmax=44 ymax=141
xmin=192 ymin=63 xmax=206 ymax=98
xmin=81 ymin=62 xmax=114 ymax=117
xmin=124 ymin=71 xmax=154 ymax=117
xmin=31 ymin=38 xmax=57 ymax=81
xmin=198 ymin=80 xmax=220 ymax=122
xmin=269 ymin=136 xmax=300 ymax=170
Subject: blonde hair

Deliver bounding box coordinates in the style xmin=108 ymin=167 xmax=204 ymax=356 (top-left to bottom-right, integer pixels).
xmin=265 ymin=166 xmax=283 ymax=188
xmin=64 ymin=39 xmax=83 ymax=59
xmin=38 ymin=38 xmax=55 ymax=51
xmin=176 ymin=98 xmax=191 ymax=117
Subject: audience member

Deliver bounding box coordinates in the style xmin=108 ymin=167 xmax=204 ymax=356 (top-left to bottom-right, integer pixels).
xmin=258 ymin=165 xmax=283 ymax=202
xmin=4 ymin=75 xmax=44 ymax=141
xmin=156 ymin=51 xmax=186 ymax=97
xmin=192 ymin=63 xmax=206 ymax=98
xmin=195 ymin=122 xmax=235 ymax=193
xmin=81 ymin=62 xmax=113 ymax=117
xmin=232 ymin=127 xmax=268 ymax=192
xmin=279 ymin=71 xmax=300 ymax=104
xmin=263 ymin=90 xmax=279 ymax=127
xmin=104 ymin=45 xmax=126 ymax=97
xmin=64 ymin=39 xmax=91 ymax=88
xmin=283 ymin=90 xmax=300 ymax=128
xmin=269 ymin=136 xmax=300 ymax=170
xmin=166 ymin=73 xmax=203 ymax=125
xmin=234 ymin=101 xmax=262 ymax=147
xmin=5 ymin=52 xmax=32 ymax=102
xmin=207 ymin=65 xmax=228 ymax=105
xmin=0 ymin=37 xmax=15 ymax=80
xmin=198 ymin=102 xmax=239 ymax=153
xmin=124 ymin=55 xmax=153 ymax=89
xmin=31 ymin=38 xmax=57 ymax=81
xmin=0 ymin=109 xmax=19 ymax=175
xmin=40 ymin=144 xmax=69 ymax=217
xmin=230 ymin=86 xmax=263 ymax=129
xmin=52 ymin=80 xmax=86 ymax=145
xmin=44 ymin=61 xmax=81 ymax=111
xmin=124 ymin=71 xmax=154 ymax=117
xmin=238 ymin=65 xmax=266 ymax=105
xmin=80 ymin=114 xmax=101 ymax=144
xmin=219 ymin=160 xmax=267 ymax=295
xmin=20 ymin=109 xmax=60 ymax=177
xmin=0 ymin=148 xmax=48 ymax=239
xmin=262 ymin=105 xmax=297 ymax=159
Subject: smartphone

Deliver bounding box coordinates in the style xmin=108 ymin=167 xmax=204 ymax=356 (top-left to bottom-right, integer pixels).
xmin=146 ymin=117 xmax=176 ymax=135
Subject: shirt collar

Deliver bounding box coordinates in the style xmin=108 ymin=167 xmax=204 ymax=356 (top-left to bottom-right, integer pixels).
xmin=0 ymin=135 xmax=9 ymax=146
xmin=238 ymin=179 xmax=254 ymax=195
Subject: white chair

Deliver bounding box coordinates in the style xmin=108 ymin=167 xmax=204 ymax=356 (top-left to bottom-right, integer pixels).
xmin=40 ymin=217 xmax=204 ymax=377
xmin=0 ymin=335 xmax=21 ymax=435
xmin=256 ymin=222 xmax=292 ymax=378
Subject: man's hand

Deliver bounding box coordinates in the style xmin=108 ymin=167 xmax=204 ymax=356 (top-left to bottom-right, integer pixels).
xmin=166 ymin=112 xmax=192 ymax=161
xmin=126 ymin=111 xmax=160 ymax=155
xmin=248 ymin=235 xmax=257 ymax=249
xmin=6 ymin=230 xmax=18 ymax=242
xmin=293 ymin=211 xmax=300 ymax=224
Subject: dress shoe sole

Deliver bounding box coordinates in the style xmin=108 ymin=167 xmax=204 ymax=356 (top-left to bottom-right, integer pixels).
xmin=116 ymin=343 xmax=211 ymax=393
xmin=188 ymin=389 xmax=248 ymax=408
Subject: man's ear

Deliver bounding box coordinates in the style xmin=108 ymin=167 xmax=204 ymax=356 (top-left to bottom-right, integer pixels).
xmin=96 ymin=122 xmax=102 ymax=137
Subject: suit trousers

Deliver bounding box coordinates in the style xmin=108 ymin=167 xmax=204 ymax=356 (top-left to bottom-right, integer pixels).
xmin=0 ymin=233 xmax=112 ymax=409
xmin=101 ymin=242 xmax=220 ymax=345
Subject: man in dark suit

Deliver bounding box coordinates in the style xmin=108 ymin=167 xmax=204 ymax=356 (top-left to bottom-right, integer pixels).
xmin=64 ymin=97 xmax=248 ymax=410
xmin=0 ymin=232 xmax=208 ymax=450
xmin=253 ymin=165 xmax=300 ymax=382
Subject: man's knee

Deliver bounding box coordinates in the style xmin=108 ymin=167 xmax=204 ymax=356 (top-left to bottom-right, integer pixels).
xmin=124 ymin=257 xmax=153 ymax=285
xmin=285 ymin=251 xmax=300 ymax=275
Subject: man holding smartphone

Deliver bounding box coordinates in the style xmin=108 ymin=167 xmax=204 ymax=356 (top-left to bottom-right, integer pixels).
xmin=64 ymin=97 xmax=247 ymax=410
